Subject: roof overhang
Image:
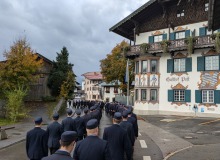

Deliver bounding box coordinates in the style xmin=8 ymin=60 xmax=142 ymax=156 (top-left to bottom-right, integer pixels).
xmin=208 ymin=0 xmax=220 ymax=31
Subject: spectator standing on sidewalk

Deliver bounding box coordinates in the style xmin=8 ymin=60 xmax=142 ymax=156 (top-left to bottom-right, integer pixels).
xmin=61 ymin=109 xmax=76 ymax=132
xmin=26 ymin=117 xmax=48 ymax=160
xmin=103 ymin=112 xmax=132 ymax=160
xmin=42 ymin=131 xmax=78 ymax=160
xmin=73 ymin=119 xmax=111 ymax=160
xmin=46 ymin=113 xmax=63 ymax=154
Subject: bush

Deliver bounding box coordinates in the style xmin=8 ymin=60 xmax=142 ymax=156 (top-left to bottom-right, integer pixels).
xmin=5 ymin=87 xmax=29 ymax=122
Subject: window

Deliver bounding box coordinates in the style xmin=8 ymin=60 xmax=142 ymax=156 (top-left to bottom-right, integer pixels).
xmin=141 ymin=89 xmax=147 ymax=101
xmin=202 ymin=90 xmax=214 ymax=103
xmin=105 ymin=87 xmax=110 ymax=93
xmin=174 ymin=90 xmax=185 ymax=102
xmin=177 ymin=9 xmax=184 ymax=17
xmin=154 ymin=35 xmax=163 ymax=42
xmin=205 ymin=3 xmax=209 ymax=11
xmin=106 ymin=98 xmax=109 ymax=102
xmin=92 ymin=95 xmax=96 ymax=99
xmin=92 ymin=87 xmax=98 ymax=91
xmin=174 ymin=58 xmax=186 ymax=72
xmin=206 ymin=28 xmax=212 ymax=35
xmin=141 ymin=60 xmax=148 ymax=73
xmin=150 ymin=89 xmax=157 ymax=101
xmin=151 ymin=60 xmax=157 ymax=73
xmin=135 ymin=89 xmax=139 ymax=101
xmin=175 ymin=31 xmax=185 ymax=39
xmin=114 ymin=87 xmax=118 ymax=93
xmin=136 ymin=61 xmax=139 ymax=74
xmin=205 ymin=56 xmax=219 ymax=70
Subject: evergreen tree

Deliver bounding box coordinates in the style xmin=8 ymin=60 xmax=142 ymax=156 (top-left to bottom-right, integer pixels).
xmin=47 ymin=47 xmax=75 ymax=97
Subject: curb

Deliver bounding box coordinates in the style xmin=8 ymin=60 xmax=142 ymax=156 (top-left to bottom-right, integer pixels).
xmin=0 ymin=138 xmax=26 ymax=151
xmin=163 ymin=146 xmax=193 ymax=160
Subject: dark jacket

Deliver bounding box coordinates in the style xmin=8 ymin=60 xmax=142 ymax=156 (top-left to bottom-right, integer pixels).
xmin=42 ymin=150 xmax=72 ymax=160
xmin=61 ymin=117 xmax=76 ymax=132
xmin=74 ymin=116 xmax=85 ymax=136
xmin=73 ymin=136 xmax=111 ymax=160
xmin=46 ymin=121 xmax=63 ymax=148
xmin=128 ymin=116 xmax=138 ymax=137
xmin=26 ymin=127 xmax=48 ymax=160
xmin=81 ymin=114 xmax=91 ymax=134
xmin=119 ymin=121 xmax=135 ymax=146
xmin=103 ymin=124 xmax=132 ymax=160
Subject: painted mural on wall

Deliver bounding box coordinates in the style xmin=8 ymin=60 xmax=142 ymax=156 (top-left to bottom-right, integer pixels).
xmin=198 ymin=72 xmax=219 ymax=89
xmin=150 ymin=74 xmax=159 ymax=86
xmin=135 ymin=74 xmax=148 ymax=87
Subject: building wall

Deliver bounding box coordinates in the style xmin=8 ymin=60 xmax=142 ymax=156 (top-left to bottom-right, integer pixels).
xmin=133 ymin=21 xmax=220 ymax=116
xmin=103 ymin=86 xmax=121 ymax=102
xmin=84 ymin=78 xmax=102 ymax=101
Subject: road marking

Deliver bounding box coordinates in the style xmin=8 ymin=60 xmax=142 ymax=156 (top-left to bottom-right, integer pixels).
xmin=139 ymin=132 xmax=142 ymax=136
xmin=139 ymin=140 xmax=147 ymax=148
xmin=199 ymin=118 xmax=220 ymax=125
xmin=143 ymin=156 xmax=151 ymax=160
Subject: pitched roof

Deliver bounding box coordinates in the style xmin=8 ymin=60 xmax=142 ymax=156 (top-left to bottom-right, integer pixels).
xmin=82 ymin=72 xmax=103 ymax=80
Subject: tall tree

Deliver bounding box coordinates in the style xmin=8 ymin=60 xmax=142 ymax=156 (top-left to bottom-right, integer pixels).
xmin=47 ymin=47 xmax=75 ymax=97
xmin=100 ymin=40 xmax=134 ymax=93
xmin=0 ymin=38 xmax=43 ymax=91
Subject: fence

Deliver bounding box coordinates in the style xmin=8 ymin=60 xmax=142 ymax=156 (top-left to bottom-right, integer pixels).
xmin=115 ymin=95 xmax=134 ymax=106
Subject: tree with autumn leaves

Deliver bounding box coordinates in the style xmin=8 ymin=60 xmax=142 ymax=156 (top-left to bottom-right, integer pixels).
xmin=100 ymin=40 xmax=134 ymax=94
xmin=0 ymin=38 xmax=43 ymax=121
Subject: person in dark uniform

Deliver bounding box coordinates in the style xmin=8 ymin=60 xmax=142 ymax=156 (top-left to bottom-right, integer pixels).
xmin=127 ymin=108 xmax=138 ymax=139
xmin=42 ymin=131 xmax=78 ymax=160
xmin=119 ymin=111 xmax=135 ymax=147
xmin=26 ymin=117 xmax=48 ymax=160
xmin=74 ymin=109 xmax=85 ymax=141
xmin=103 ymin=112 xmax=132 ymax=160
xmin=46 ymin=113 xmax=63 ymax=154
xmin=61 ymin=109 xmax=76 ymax=132
xmin=81 ymin=108 xmax=91 ymax=138
xmin=73 ymin=119 xmax=111 ymax=160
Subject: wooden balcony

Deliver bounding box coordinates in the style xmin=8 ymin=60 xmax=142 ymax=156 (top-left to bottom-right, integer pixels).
xmin=129 ymin=35 xmax=215 ymax=56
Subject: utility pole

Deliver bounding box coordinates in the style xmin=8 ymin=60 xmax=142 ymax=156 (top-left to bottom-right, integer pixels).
xmin=126 ymin=59 xmax=129 ymax=105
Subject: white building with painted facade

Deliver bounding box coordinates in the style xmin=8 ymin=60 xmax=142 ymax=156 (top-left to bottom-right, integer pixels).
xmin=110 ymin=0 xmax=220 ymax=116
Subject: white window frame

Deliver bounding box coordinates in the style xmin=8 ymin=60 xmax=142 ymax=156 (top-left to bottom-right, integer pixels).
xmin=205 ymin=56 xmax=219 ymax=71
xmin=150 ymin=60 xmax=157 ymax=73
xmin=174 ymin=58 xmax=186 ymax=72
xmin=174 ymin=90 xmax=185 ymax=102
xmin=206 ymin=28 xmax=212 ymax=35
xmin=205 ymin=3 xmax=209 ymax=12
xmin=202 ymin=90 xmax=214 ymax=103
xmin=141 ymin=60 xmax=148 ymax=73
xmin=154 ymin=35 xmax=163 ymax=42
xmin=177 ymin=10 xmax=185 ymax=17
xmin=150 ymin=89 xmax=157 ymax=101
xmin=175 ymin=31 xmax=185 ymax=39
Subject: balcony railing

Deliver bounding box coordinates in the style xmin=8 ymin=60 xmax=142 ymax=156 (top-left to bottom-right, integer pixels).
xmin=129 ymin=35 xmax=215 ymax=55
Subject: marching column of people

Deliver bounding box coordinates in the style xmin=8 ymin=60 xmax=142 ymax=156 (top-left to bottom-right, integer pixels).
xmin=26 ymin=101 xmax=138 ymax=160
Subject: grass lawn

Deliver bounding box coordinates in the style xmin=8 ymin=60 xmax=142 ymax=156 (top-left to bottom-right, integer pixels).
xmin=0 ymin=118 xmax=15 ymax=126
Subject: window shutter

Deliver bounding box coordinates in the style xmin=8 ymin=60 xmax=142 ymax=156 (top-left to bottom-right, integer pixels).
xmin=167 ymin=59 xmax=174 ymax=73
xmin=168 ymin=90 xmax=174 ymax=102
xmin=149 ymin=36 xmax=154 ymax=43
xmin=170 ymin=33 xmax=175 ymax=40
xmin=197 ymin=56 xmax=205 ymax=71
xmin=195 ymin=90 xmax=202 ymax=103
xmin=185 ymin=57 xmax=192 ymax=72
xmin=185 ymin=90 xmax=191 ymax=102
xmin=199 ymin=27 xmax=206 ymax=36
xmin=214 ymin=90 xmax=220 ymax=104
xmin=163 ymin=34 xmax=167 ymax=40
xmin=185 ymin=30 xmax=191 ymax=38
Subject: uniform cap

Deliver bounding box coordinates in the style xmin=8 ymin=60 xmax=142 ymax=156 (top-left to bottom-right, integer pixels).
xmin=122 ymin=110 xmax=128 ymax=118
xmin=76 ymin=109 xmax=81 ymax=115
xmin=114 ymin=112 xmax=122 ymax=120
xmin=67 ymin=108 xmax=73 ymax=115
xmin=90 ymin=106 xmax=95 ymax=111
xmin=86 ymin=119 xmax=98 ymax=129
xmin=52 ymin=113 xmax=59 ymax=119
xmin=61 ymin=131 xmax=78 ymax=142
xmin=34 ymin=117 xmax=43 ymax=124
xmin=84 ymin=108 xmax=89 ymax=113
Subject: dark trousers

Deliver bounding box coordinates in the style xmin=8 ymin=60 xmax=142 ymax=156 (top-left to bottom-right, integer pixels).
xmin=50 ymin=148 xmax=59 ymax=155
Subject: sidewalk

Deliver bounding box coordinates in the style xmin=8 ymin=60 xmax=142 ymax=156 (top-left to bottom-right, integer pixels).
xmin=0 ymin=106 xmax=50 ymax=150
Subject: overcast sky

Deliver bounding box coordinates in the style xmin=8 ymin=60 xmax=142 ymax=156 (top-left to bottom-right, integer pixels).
xmin=0 ymin=0 xmax=147 ymax=82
